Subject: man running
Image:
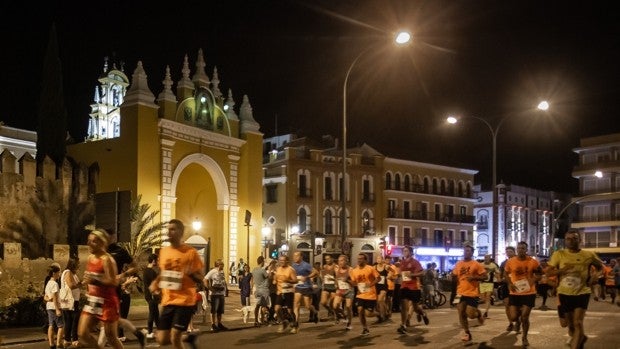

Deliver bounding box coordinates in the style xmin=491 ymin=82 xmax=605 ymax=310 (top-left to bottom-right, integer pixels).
xmin=333 ymin=254 xmax=354 ymax=330
xmin=149 ymin=219 xmax=203 ymax=349
xmin=396 ymin=246 xmax=428 ymax=334
xmin=319 ymin=255 xmax=337 ymax=320
xmin=546 ymin=230 xmax=603 ymax=349
xmin=504 ymin=241 xmax=542 ymax=347
xmin=349 ymin=253 xmax=380 ymax=336
xmin=291 ymin=252 xmax=318 ymax=333
xmin=453 ymin=244 xmax=487 ymax=343
xmin=374 ymin=255 xmax=391 ymax=321
xmin=500 ymin=246 xmax=519 ymax=332
xmin=274 ymin=255 xmax=297 ymax=333
xmin=479 ymin=254 xmax=499 ymax=318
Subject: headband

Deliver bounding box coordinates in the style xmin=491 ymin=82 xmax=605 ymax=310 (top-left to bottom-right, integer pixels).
xmin=90 ymin=228 xmax=109 ymax=245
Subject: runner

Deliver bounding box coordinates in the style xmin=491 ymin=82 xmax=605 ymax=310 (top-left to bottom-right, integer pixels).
xmin=77 ymin=228 xmax=123 ymax=349
xmin=149 ymin=219 xmax=204 ymax=349
xmin=499 ymin=246 xmax=520 ymax=333
xmin=273 ymin=255 xmax=297 ymax=333
xmin=290 ymin=251 xmax=318 ymax=333
xmin=537 ymin=259 xmax=553 ymax=310
xmin=319 ymin=255 xmax=337 ymax=320
xmin=546 ymin=230 xmax=603 ymax=349
xmin=396 ymin=246 xmax=428 ymax=334
xmin=374 ymin=255 xmax=390 ymax=321
xmin=333 ymin=254 xmax=354 ymax=330
xmin=479 ymin=254 xmax=499 ymax=318
xmin=504 ymin=241 xmax=542 ymax=348
xmin=349 ymin=253 xmax=380 ymax=336
xmin=453 ymin=244 xmax=487 ymax=344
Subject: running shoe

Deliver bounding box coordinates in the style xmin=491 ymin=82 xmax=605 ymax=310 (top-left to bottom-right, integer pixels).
xmin=422 ymin=313 xmax=430 ymax=325
xmin=416 ymin=313 xmax=422 ymax=323
xmin=397 ymin=325 xmax=407 ymax=334
xmin=345 ymin=322 xmax=353 ymax=331
xmin=182 ymin=332 xmax=199 ymax=349
xmin=211 ymin=324 xmax=219 ymax=332
xmin=361 ymin=328 xmax=369 ymax=336
xmin=290 ymin=327 xmax=298 ymax=334
xmin=134 ymin=329 xmax=146 ymax=349
xmin=461 ymin=331 xmax=472 ymax=342
xmin=217 ymin=323 xmax=228 ymax=331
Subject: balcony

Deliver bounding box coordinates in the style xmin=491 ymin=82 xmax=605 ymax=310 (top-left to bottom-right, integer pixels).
xmin=386 ymin=209 xmax=475 ymax=224
xmin=362 ymin=192 xmax=375 ymax=203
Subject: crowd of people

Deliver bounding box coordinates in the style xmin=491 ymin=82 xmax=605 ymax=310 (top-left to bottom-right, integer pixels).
xmin=41 ymin=223 xmax=619 ymax=349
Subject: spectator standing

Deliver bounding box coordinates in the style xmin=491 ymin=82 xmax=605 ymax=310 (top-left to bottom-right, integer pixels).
xmin=204 ymin=259 xmax=229 ymax=332
xmin=239 ymin=264 xmax=253 ymax=310
xmin=142 ymin=253 xmax=160 ymax=338
xmin=238 ymin=258 xmax=247 ymax=279
xmin=45 ymin=264 xmax=64 ymax=349
xmin=251 ymin=256 xmax=270 ymax=326
xmin=61 ymin=258 xmax=82 ymax=348
xmin=229 ymin=262 xmax=238 ymax=285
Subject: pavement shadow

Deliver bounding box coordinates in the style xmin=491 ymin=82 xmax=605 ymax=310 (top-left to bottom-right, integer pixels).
xmin=335 ymin=334 xmax=381 ymax=348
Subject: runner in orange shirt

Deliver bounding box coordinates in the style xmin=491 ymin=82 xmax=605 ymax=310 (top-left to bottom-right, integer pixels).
xmin=349 ymin=253 xmax=380 ymax=336
xmin=453 ymin=244 xmax=487 ymax=343
xmin=273 ymin=255 xmax=297 ymax=333
xmin=149 ymin=219 xmax=204 ymax=349
xmin=504 ymin=241 xmax=542 ymax=348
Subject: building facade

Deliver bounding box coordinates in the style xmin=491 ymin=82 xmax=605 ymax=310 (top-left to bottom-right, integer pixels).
xmin=262 ymin=134 xmax=478 ymax=271
xmin=571 ymin=132 xmax=620 ymax=260
xmin=475 ymin=184 xmax=556 ymax=263
xmin=67 ymin=50 xmax=264 ymax=268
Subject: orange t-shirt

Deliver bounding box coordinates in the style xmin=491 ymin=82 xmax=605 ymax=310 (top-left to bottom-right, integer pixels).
xmin=275 ymin=265 xmax=297 ymax=295
xmin=453 ymin=259 xmax=486 ymax=297
xmin=158 ymin=244 xmax=203 ymax=307
xmin=349 ymin=264 xmax=380 ymax=300
xmin=604 ymin=265 xmax=615 ymax=287
xmin=504 ymin=256 xmax=540 ymax=295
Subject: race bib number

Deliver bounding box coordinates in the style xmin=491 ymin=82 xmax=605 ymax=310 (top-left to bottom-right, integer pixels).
xmin=296 ymin=276 xmax=304 ymax=285
xmin=514 ymin=279 xmax=530 ymax=293
xmin=159 ymin=270 xmax=183 ymax=290
xmin=83 ymin=295 xmax=104 ymax=315
xmin=560 ymin=276 xmax=582 ymax=290
xmin=281 ymin=282 xmax=293 ymax=293
xmin=323 ymin=274 xmax=335 ymax=285
xmin=337 ymin=280 xmax=350 ymax=290
xmin=378 ymin=276 xmax=386 ymax=285
xmin=357 ymin=282 xmax=369 ymax=294
xmin=402 ymin=271 xmax=412 ymax=282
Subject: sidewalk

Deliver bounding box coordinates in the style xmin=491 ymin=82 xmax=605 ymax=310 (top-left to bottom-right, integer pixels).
xmin=0 ymin=287 xmax=247 ymax=346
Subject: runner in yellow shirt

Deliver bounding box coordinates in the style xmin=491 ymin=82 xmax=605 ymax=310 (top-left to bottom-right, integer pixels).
xmin=547 ymin=230 xmax=603 ymax=349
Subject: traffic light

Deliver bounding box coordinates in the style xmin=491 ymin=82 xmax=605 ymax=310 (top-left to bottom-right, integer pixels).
xmin=269 ymin=245 xmax=278 ymax=259
xmin=386 ymin=244 xmax=393 ymax=256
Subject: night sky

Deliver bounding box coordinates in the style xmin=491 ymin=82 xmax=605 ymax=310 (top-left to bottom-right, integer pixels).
xmin=2 ymin=0 xmax=619 ymax=194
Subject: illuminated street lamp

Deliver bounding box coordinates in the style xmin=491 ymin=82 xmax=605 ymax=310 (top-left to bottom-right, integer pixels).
xmin=192 ymin=218 xmax=202 ymax=232
xmin=446 ymin=100 xmax=549 ymax=259
xmin=261 ymin=226 xmax=272 ymax=257
xmin=341 ymin=30 xmax=411 ymax=253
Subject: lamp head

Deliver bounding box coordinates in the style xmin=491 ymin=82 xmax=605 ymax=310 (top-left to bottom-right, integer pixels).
xmin=395 ymin=31 xmax=412 ymax=45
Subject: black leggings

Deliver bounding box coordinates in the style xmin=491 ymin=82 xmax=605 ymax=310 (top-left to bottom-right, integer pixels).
xmin=62 ymin=302 xmax=80 ymax=342
xmin=147 ymin=298 xmax=160 ymax=333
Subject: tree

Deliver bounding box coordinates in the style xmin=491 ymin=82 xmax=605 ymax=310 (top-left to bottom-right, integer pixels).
xmin=119 ymin=195 xmax=165 ymax=259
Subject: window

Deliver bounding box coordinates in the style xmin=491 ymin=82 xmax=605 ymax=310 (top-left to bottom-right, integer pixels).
xmin=395 ymin=173 xmax=401 ymax=190
xmin=385 ymin=172 xmax=392 ymax=190
xmin=266 ymin=184 xmax=277 ymax=203
xmin=434 ymin=203 xmax=441 ymax=221
xmin=388 ymin=200 xmax=397 ymax=218
xmin=362 ymin=211 xmax=371 ymax=233
xmin=388 ymin=226 xmax=397 ymax=245
xmin=433 ymin=229 xmax=444 ymax=247
xmin=404 ymin=175 xmax=411 ymax=191
xmin=403 ymin=201 xmax=411 ymax=219
xmin=363 ymin=179 xmax=370 ymax=201
xmin=423 ymin=177 xmax=430 ymax=193
xmin=299 ymin=174 xmax=308 ymax=197
xmin=324 ymin=177 xmax=333 ymax=200
xmin=432 ymin=178 xmax=439 ymax=194
xmin=440 ymin=179 xmax=446 ymax=194
xmin=299 ymin=208 xmax=307 ymax=231
xmin=324 ymin=210 xmax=333 ymax=234
xmin=403 ymin=227 xmax=411 ymax=246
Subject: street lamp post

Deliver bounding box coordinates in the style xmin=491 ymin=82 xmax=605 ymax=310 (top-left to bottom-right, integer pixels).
xmin=340 ymin=30 xmax=411 ymax=254
xmin=447 ymin=100 xmax=549 ymax=259
xmin=261 ymin=226 xmax=272 ymax=258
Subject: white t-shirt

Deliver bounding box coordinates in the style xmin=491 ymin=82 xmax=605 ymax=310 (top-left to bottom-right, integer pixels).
xmin=62 ymin=270 xmax=81 ymax=301
xmin=45 ymin=279 xmax=59 ymax=310
xmin=205 ymin=268 xmax=227 ymax=296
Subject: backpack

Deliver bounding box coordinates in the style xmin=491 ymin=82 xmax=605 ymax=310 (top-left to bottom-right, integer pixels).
xmin=59 ymin=270 xmax=75 ymax=310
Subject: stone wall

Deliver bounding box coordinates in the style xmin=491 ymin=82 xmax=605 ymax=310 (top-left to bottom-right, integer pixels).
xmin=0 ymin=151 xmax=98 ymax=258
xmin=0 ymin=242 xmax=91 ymax=307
